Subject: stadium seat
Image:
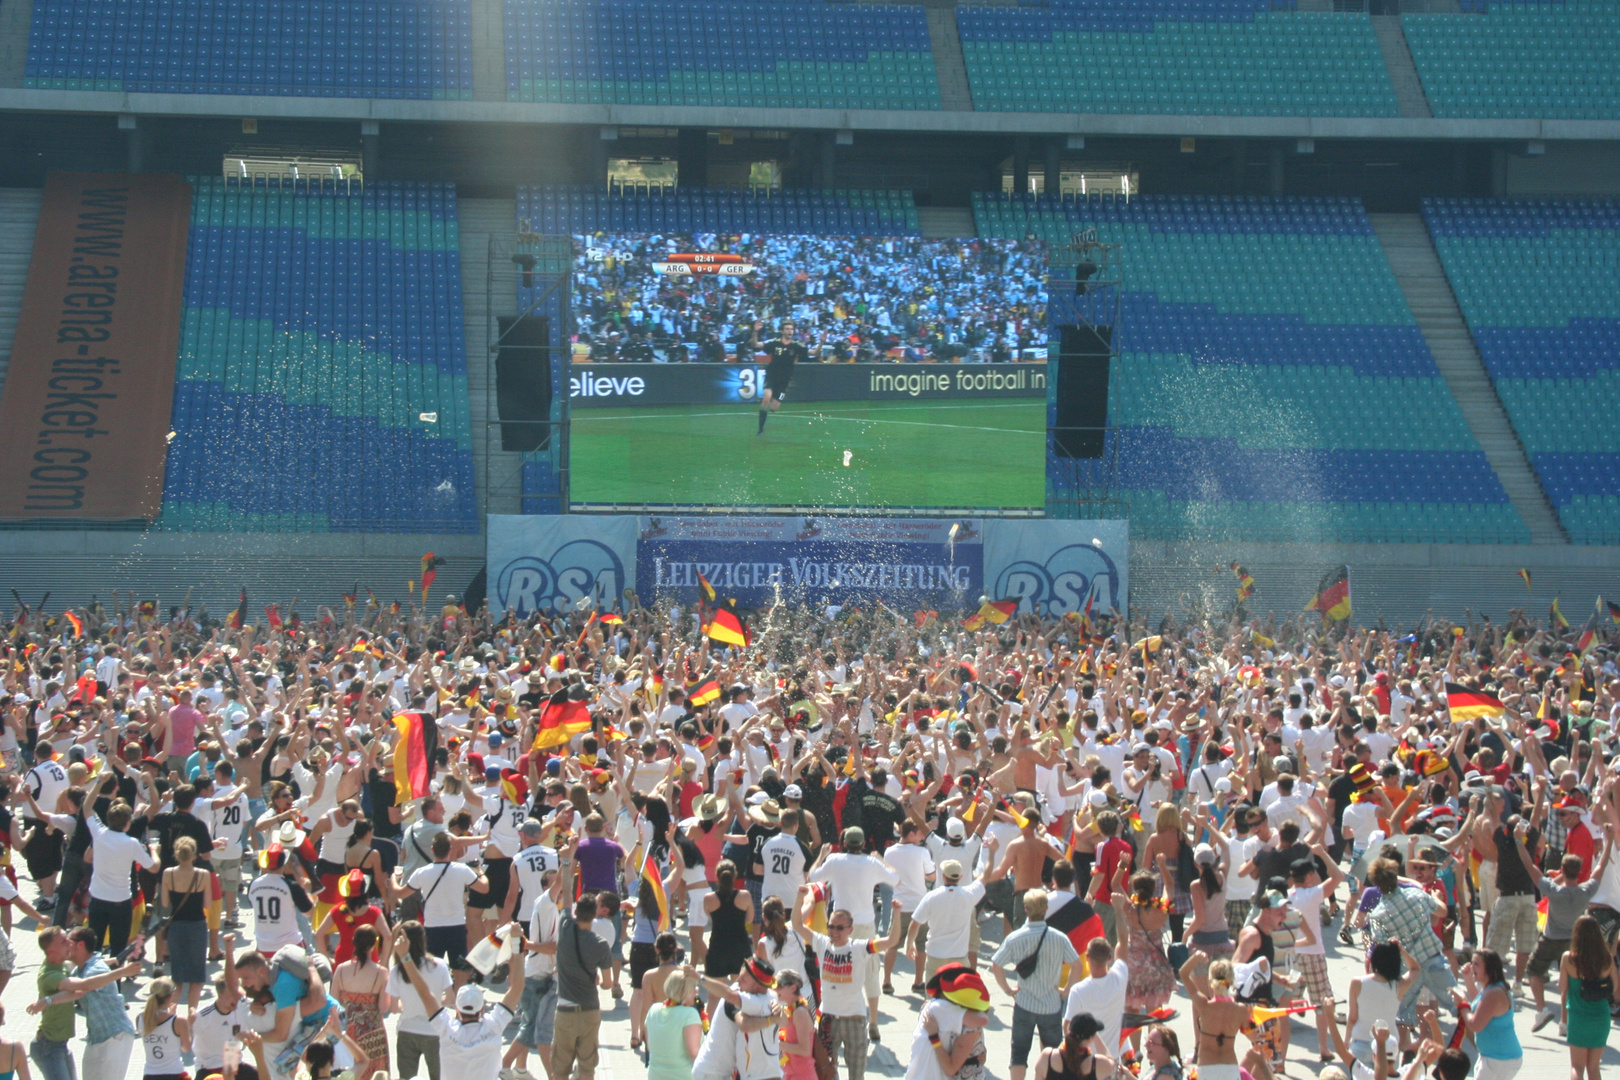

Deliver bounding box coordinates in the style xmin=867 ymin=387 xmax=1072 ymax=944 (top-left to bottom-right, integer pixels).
xmin=972 ymin=191 xmax=1528 ymax=545
xmin=503 ymin=0 xmax=940 ymax=110
xmin=1405 ymin=3 xmax=1620 ymax=120
xmin=25 ymin=0 xmax=473 ymax=100
xmin=1424 ymin=196 xmax=1620 ymax=544
xmin=160 ymin=177 xmax=477 ymax=533
xmin=956 ymin=6 xmax=1398 ymax=117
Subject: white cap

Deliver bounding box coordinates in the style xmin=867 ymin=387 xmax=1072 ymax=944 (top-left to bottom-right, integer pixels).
xmin=747 ymin=791 xmax=769 ymax=806
xmin=1088 ymin=790 xmax=1109 ymax=808
xmin=946 ymin=817 xmax=966 ymax=839
xmin=455 ymin=984 xmax=485 ymax=1013
xmin=783 ymin=784 xmax=803 ymax=800
xmin=1214 ymin=777 xmax=1233 ymax=794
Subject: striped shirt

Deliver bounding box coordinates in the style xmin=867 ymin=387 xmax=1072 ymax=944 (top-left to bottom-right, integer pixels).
xmin=991 ymin=919 xmax=1080 ymax=1015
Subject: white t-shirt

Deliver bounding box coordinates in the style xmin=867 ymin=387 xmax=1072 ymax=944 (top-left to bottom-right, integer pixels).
xmin=209 ymin=794 xmax=250 ymax=860
xmin=388 ymin=956 xmax=455 ymax=1035
xmin=193 ymin=997 xmax=277 ymax=1069
xmin=761 ymin=833 xmax=808 ymax=905
xmin=1226 ymin=834 xmax=1263 ymax=902
xmin=26 ymin=759 xmax=69 ymax=816
xmin=911 ymin=881 xmax=987 ymax=958
xmin=1065 ymin=959 xmax=1129 ymax=1053
xmin=86 ymin=814 xmax=158 ymax=902
xmin=693 ymin=988 xmax=773 ymax=1080
xmin=409 ymin=861 xmax=480 ymax=928
xmin=811 ymin=931 xmax=881 ymax=1018
xmin=883 ymin=843 xmax=936 ymax=912
xmin=248 ymin=873 xmax=307 ymax=952
xmin=431 ymin=1003 xmax=512 ymax=1079
xmin=808 ymin=853 xmax=898 ymax=925
xmin=525 ymin=895 xmax=559 ymax=979
xmin=1186 ymin=761 xmax=1232 ymax=803
xmin=1289 ymin=882 xmax=1326 ymax=957
xmin=1342 ymin=802 xmax=1381 ymax=851
xmin=512 ymin=844 xmax=558 ymax=922
xmin=903 ymin=1000 xmax=970 ymax=1080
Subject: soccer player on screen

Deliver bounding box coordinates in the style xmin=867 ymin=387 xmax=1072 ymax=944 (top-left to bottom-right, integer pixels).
xmin=755 ymin=319 xmax=807 ymax=434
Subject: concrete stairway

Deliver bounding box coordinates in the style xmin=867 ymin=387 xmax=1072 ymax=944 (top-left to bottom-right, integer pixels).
xmin=1369 ymin=213 xmax=1567 ymax=544
xmin=925 ymin=6 xmax=975 ymax=111
xmin=1371 ymin=16 xmax=1432 ymax=119
xmin=917 ymin=206 xmax=977 ymax=238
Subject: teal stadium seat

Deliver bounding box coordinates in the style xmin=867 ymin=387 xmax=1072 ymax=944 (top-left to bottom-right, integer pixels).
xmin=971 ymin=191 xmax=1529 ymax=544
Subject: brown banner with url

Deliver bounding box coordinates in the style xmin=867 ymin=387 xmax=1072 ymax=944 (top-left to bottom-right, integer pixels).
xmin=0 ymin=171 xmax=190 ymax=519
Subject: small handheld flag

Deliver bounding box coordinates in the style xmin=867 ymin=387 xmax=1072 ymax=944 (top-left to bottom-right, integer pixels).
xmin=226 ymin=589 xmax=247 ymax=630
xmin=703 ymin=603 xmax=748 ymax=648
xmin=640 ymin=851 xmax=671 ymax=932
xmin=1445 ymin=682 xmax=1506 ymax=724
xmin=1518 ymin=568 xmax=1532 ymax=594
xmin=1231 ymin=562 xmax=1256 ymax=602
xmin=420 ymin=552 xmax=446 ymax=599
xmin=62 ymin=610 xmax=83 ymax=639
xmin=1551 ymin=596 xmax=1570 ymax=630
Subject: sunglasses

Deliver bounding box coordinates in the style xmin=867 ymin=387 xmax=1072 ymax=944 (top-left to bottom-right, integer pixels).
xmin=829 ymin=922 xmax=852 ymax=931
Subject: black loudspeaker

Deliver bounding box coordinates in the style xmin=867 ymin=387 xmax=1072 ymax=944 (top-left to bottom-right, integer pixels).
xmin=1052 ymin=323 xmax=1112 ymax=459
xmin=496 ymin=315 xmax=552 ymax=452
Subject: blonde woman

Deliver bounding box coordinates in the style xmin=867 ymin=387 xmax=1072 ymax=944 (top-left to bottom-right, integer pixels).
xmin=141 ymin=977 xmax=191 ymax=1078
xmin=160 ymin=836 xmax=213 ymax=1015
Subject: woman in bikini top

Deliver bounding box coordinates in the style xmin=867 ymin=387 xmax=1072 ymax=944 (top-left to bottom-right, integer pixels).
xmin=1178 ymin=950 xmax=1253 ymax=1080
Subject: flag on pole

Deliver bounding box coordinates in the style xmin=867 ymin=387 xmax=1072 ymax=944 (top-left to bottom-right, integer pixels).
xmin=1231 ymin=562 xmax=1256 ymax=602
xmin=420 ymin=553 xmax=445 ymax=599
xmin=226 ymin=589 xmax=247 ymax=630
xmin=980 ymin=599 xmax=1018 ymax=624
xmin=1518 ymin=568 xmax=1532 ymax=594
xmin=62 ymin=610 xmax=83 ymax=639
xmin=1606 ymin=599 xmax=1620 ymax=625
xmin=1305 ymin=566 xmax=1352 ymax=621
xmin=1575 ymin=602 xmax=1601 ymax=657
xmin=1551 ymin=596 xmax=1570 ymax=630
xmin=697 ymin=572 xmax=717 ymax=606
xmin=265 ymin=605 xmax=283 ymax=633
xmin=391 ymin=711 xmax=438 ymax=802
xmin=1445 ymin=683 xmax=1506 ymax=724
xmin=703 ymin=604 xmax=748 ymax=648
xmin=533 ymin=690 xmax=592 ymax=750
xmin=686 ymin=673 xmax=722 ymax=707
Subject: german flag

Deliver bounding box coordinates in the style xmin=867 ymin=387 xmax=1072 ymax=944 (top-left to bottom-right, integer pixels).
xmin=703 ymin=604 xmax=748 ymax=648
xmin=420 ymin=552 xmax=446 ymax=599
xmin=1606 ymin=599 xmax=1620 ymax=625
xmin=226 ymin=589 xmax=247 ymax=630
xmin=1518 ymin=568 xmax=1533 ymax=594
xmin=640 ymin=851 xmax=671 ymax=932
xmin=343 ymin=584 xmax=358 ymax=611
xmin=686 ymin=670 xmax=722 ymax=707
xmin=962 ymin=612 xmax=986 ymax=631
xmin=62 ymin=610 xmax=83 ymax=639
xmin=534 ymin=689 xmax=592 ymax=750
xmin=697 ymin=572 xmax=717 ymax=605
xmin=980 ymin=599 xmax=1018 ymax=624
xmin=1575 ymin=604 xmax=1600 ymax=657
xmin=1445 ymin=683 xmax=1506 ymax=724
xmin=1232 ymin=562 xmax=1256 ymax=602
xmin=137 ymin=599 xmax=156 ymax=620
xmin=391 ymin=711 xmax=438 ymax=802
xmin=599 ymin=613 xmax=624 ymax=626
xmin=265 ymin=604 xmax=283 ymax=633
xmin=1551 ymin=596 xmax=1570 ymax=630
xmin=1305 ymin=566 xmax=1352 ymax=621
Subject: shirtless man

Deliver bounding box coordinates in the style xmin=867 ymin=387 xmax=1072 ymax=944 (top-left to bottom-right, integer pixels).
xmin=985 ymin=794 xmax=1067 ymax=931
xmin=1466 ymin=790 xmax=1502 ymax=945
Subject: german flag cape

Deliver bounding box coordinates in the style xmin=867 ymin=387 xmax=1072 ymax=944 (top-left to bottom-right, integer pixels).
xmin=534 ymin=688 xmax=591 ymax=750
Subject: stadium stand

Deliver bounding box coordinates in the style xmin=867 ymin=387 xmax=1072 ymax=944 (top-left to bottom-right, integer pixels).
xmin=975 ymin=192 xmax=1529 ymax=544
xmin=160 ymin=177 xmax=477 ymax=533
xmin=956 ymin=4 xmax=1398 ymax=117
xmin=520 ymin=185 xmax=921 ymax=237
xmin=1424 ymin=197 xmax=1620 ymax=544
xmin=24 ymin=0 xmax=473 ymax=99
xmin=504 ymin=0 xmax=940 ymax=109
xmin=1404 ymin=2 xmax=1620 ymax=119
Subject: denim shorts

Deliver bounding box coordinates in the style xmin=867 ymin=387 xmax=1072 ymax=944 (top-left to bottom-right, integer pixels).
xmin=516 ymin=973 xmax=559 ymax=1048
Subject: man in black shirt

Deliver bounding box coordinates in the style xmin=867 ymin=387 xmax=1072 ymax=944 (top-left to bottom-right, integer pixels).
xmin=754 ymin=319 xmax=807 ymax=434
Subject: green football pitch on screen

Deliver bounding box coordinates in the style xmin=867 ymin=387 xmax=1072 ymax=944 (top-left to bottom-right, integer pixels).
xmin=569 ymin=398 xmax=1046 ymax=508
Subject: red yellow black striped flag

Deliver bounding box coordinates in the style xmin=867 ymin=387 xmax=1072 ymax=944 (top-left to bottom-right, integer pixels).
xmin=703 ymin=604 xmax=748 ymax=648
xmin=1304 ymin=566 xmax=1351 ymax=621
xmin=392 ymin=711 xmax=438 ymax=802
xmin=1445 ymin=683 xmax=1506 ymax=725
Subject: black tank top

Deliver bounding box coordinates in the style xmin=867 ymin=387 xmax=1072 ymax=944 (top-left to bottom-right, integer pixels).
xmin=1046 ymin=1048 xmax=1098 ymax=1080
xmin=705 ymin=887 xmax=750 ymax=977
xmin=1239 ymin=929 xmax=1276 ymax=1003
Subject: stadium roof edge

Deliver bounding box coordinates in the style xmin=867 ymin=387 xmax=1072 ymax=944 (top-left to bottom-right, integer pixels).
xmin=6 ymin=89 xmax=1620 ymax=142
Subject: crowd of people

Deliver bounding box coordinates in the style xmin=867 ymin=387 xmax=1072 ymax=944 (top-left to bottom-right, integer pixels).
xmin=571 ymin=233 xmax=1049 ymax=364
xmin=0 ymin=591 xmax=1617 ymax=1080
